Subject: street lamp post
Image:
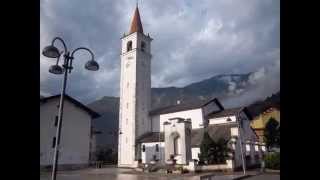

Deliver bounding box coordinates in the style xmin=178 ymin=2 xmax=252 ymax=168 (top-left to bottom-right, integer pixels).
xmin=236 ymin=112 xmax=246 ymax=175
xmin=42 ymin=37 xmax=99 ymax=180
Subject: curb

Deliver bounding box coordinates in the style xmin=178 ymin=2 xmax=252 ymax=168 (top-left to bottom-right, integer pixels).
xmin=265 ymin=169 xmax=280 ymax=174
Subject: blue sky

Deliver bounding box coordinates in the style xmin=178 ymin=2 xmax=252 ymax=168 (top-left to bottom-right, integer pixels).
xmin=40 ymin=0 xmax=279 ymax=104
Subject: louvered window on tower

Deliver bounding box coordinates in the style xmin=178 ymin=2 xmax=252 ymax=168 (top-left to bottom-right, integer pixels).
xmin=127 ymin=41 xmax=132 ymax=52
xmin=141 ymin=41 xmax=146 ymax=52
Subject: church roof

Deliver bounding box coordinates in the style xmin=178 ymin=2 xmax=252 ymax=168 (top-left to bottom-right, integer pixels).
xmin=191 ymin=123 xmax=238 ymax=147
xmin=149 ymin=98 xmax=223 ymax=116
xmin=207 ymin=107 xmax=253 ymax=120
xmin=129 ymin=6 xmax=143 ymax=34
xmin=137 ymin=132 xmax=164 ymax=143
xmin=136 ymin=123 xmax=237 ymax=147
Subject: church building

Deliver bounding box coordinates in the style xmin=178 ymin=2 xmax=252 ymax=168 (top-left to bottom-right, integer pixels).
xmin=118 ymin=6 xmax=265 ymax=171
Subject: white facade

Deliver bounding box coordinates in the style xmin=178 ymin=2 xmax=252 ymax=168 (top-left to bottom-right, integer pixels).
xmin=209 ymin=116 xmax=237 ymax=125
xmin=118 ymin=14 xmax=153 ymax=167
xmin=163 ymin=118 xmax=192 ymax=164
xmin=141 ymin=142 xmax=165 ymax=164
xmin=40 ymin=97 xmax=95 ymax=168
xmin=151 ymin=108 xmax=203 ymax=132
xmin=151 ymin=100 xmax=223 ymax=132
xmin=191 ymin=147 xmax=201 ymax=160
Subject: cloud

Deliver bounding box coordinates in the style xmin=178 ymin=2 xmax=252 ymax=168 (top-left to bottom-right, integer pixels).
xmin=40 ymin=0 xmax=279 ymax=104
xmin=222 ymin=57 xmax=280 ymax=108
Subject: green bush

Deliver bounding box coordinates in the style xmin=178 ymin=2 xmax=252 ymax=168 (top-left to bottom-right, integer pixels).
xmin=199 ymin=132 xmax=231 ymax=165
xmin=264 ymin=152 xmax=280 ymax=170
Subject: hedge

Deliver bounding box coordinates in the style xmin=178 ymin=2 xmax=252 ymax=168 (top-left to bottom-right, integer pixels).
xmin=264 ymin=152 xmax=280 ymax=170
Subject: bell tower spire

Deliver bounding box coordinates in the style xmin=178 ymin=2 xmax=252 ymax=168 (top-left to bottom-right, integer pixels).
xmin=129 ymin=5 xmax=144 ymax=34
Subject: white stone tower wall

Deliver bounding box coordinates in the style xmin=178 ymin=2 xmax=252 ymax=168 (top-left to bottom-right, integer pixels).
xmin=118 ymin=32 xmax=152 ymax=167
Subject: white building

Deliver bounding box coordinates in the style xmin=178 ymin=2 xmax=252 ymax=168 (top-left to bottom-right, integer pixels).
xmin=40 ymin=95 xmax=100 ymax=170
xmin=118 ymin=6 xmax=266 ymax=170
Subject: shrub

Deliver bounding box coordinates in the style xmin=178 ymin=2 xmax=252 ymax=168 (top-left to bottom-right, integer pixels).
xmin=264 ymin=152 xmax=280 ymax=170
xmin=199 ymin=133 xmax=232 ymax=165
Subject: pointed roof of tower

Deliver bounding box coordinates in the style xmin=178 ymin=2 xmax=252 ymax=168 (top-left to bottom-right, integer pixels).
xmin=129 ymin=6 xmax=144 ymax=34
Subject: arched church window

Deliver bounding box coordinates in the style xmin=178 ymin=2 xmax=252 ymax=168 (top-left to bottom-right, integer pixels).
xmin=173 ymin=136 xmax=179 ymax=155
xmin=142 ymin=145 xmax=145 ymax=152
xmin=127 ymin=41 xmax=132 ymax=52
xmin=155 ymin=144 xmax=159 ymax=152
xmin=141 ymin=41 xmax=146 ymax=52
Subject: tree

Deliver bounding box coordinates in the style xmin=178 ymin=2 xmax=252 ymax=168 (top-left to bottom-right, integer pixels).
xmin=207 ymin=138 xmax=232 ymax=164
xmin=264 ymin=118 xmax=280 ymax=149
xmin=96 ymin=148 xmax=118 ymax=164
xmin=199 ymin=132 xmax=232 ymax=165
xmin=199 ymin=132 xmax=214 ymax=164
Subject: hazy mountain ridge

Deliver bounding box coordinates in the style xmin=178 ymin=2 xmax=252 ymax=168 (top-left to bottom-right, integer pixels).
xmin=151 ymin=73 xmax=251 ymax=109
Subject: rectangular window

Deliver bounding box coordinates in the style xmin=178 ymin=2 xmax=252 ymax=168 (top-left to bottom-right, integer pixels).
xmin=52 ymin=137 xmax=56 ymax=148
xmin=255 ymin=145 xmax=259 ymax=151
xmin=155 ymin=144 xmax=159 ymax=152
xmin=54 ymin=116 xmax=58 ymax=126
xmin=246 ymin=144 xmax=250 ymax=152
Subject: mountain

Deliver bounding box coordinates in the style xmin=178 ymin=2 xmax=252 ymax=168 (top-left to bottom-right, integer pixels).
xmin=87 ymin=96 xmax=119 ymax=150
xmin=87 ymin=73 xmax=277 ymax=151
xmin=151 ymin=73 xmax=251 ymax=109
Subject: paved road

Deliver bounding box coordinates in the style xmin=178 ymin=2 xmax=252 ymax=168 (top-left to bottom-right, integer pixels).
xmin=245 ymin=174 xmax=280 ymax=180
xmin=40 ymin=168 xmax=200 ymax=180
xmin=40 ymin=168 xmax=278 ymax=180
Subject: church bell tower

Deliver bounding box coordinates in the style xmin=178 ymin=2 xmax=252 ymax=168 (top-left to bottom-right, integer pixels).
xmin=118 ymin=5 xmax=152 ymax=168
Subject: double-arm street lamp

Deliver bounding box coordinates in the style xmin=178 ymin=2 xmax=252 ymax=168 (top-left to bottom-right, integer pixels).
xmin=42 ymin=37 xmax=99 ymax=180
